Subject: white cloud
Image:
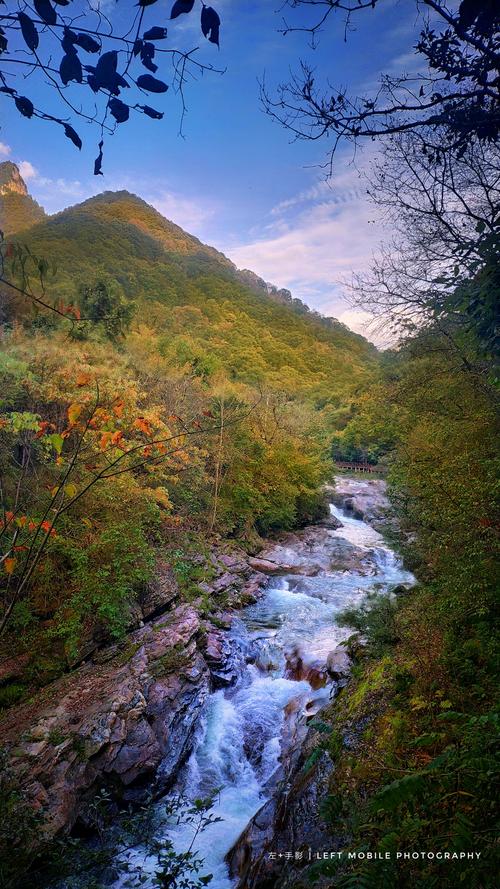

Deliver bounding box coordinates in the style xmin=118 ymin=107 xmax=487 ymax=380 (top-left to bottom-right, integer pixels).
xmin=223 ymin=151 xmax=394 ymax=343
xmin=228 ymin=187 xmax=383 ymax=302
xmin=18 ymin=160 xmax=38 ymax=180
xmin=0 ymin=142 xmax=11 ymax=157
xmin=149 ymin=190 xmax=216 ymax=234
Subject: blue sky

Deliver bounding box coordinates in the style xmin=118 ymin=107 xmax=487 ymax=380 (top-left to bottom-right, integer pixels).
xmin=1 ymin=0 xmax=424 ymax=340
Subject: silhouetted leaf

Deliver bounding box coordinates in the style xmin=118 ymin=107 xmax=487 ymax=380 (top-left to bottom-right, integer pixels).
xmin=142 ymin=57 xmax=158 ymax=73
xmin=201 ymin=6 xmax=220 ymax=46
xmin=94 ymin=140 xmax=103 ymax=176
xmin=0 ymin=27 xmax=7 ymax=53
xmin=171 ymin=0 xmax=195 ymax=19
xmin=74 ymin=32 xmax=101 ymax=53
xmin=137 ymin=74 xmax=168 ymax=93
xmin=133 ymin=39 xmax=143 ymax=57
xmin=63 ymin=123 xmax=82 ymax=149
xmin=94 ymin=50 xmax=118 ymax=90
xmin=141 ymin=41 xmax=158 ymax=72
xmin=60 ymin=51 xmax=83 ymax=85
xmin=143 ymin=27 xmax=168 ymax=40
xmin=109 ymin=97 xmax=130 ymax=123
xmin=15 ymin=96 xmax=34 ymax=118
xmin=61 ymin=27 xmax=77 ymax=54
xmin=139 ymin=104 xmax=164 ymax=119
xmin=33 ymin=0 xmax=57 ymax=26
xmin=53 ymin=0 xmax=71 ymax=5
xmin=137 ymin=0 xmax=159 ymax=6
xmin=18 ymin=12 xmax=39 ymax=51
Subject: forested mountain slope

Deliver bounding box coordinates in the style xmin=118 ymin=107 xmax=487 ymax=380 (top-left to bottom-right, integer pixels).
xmin=5 ymin=184 xmax=375 ymax=400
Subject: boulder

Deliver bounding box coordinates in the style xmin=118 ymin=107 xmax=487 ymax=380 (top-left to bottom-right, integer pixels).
xmin=326 ymin=646 xmax=350 ymax=679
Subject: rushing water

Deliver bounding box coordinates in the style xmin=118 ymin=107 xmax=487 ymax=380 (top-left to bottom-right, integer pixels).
xmin=115 ymin=495 xmax=414 ymax=889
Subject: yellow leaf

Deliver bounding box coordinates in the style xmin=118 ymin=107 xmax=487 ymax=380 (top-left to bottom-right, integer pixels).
xmin=64 ymin=483 xmax=77 ymax=499
xmin=67 ymin=403 xmax=83 ymax=425
xmin=153 ymin=488 xmax=172 ymax=510
xmin=4 ymin=557 xmax=16 ymax=575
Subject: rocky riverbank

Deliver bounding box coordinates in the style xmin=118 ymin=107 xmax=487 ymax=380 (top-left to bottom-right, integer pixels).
xmin=0 ymin=545 xmax=268 ymax=842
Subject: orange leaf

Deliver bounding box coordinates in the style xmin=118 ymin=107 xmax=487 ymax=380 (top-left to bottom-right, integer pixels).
xmin=100 ymin=432 xmax=113 ymax=450
xmin=41 ymin=520 xmax=52 ymax=534
xmin=76 ymin=372 xmax=91 ymax=387
xmin=113 ymin=400 xmax=125 ymax=418
xmin=4 ymin=557 xmax=16 ymax=575
xmin=143 ymin=445 xmax=153 ymax=457
xmin=111 ymin=430 xmax=123 ymax=446
xmin=134 ymin=417 xmax=153 ymax=436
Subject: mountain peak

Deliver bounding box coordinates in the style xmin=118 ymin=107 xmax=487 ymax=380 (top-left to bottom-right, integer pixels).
xmin=0 ymin=162 xmax=45 ymax=235
xmin=0 ymin=161 xmax=28 ymax=197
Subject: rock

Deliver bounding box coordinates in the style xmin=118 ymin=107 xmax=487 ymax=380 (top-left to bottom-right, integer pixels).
xmin=285 ymin=648 xmax=328 ymax=689
xmin=316 ymin=512 xmax=343 ymax=530
xmin=139 ymin=559 xmax=179 ymax=620
xmin=248 ymin=556 xmax=321 ymax=577
xmin=0 ymin=653 xmax=30 ymax=684
xmin=212 ymin=572 xmax=240 ymax=593
xmin=201 ymin=624 xmax=242 ymax=688
xmin=0 ymin=605 xmax=210 ymax=838
xmin=228 ymin=742 xmax=335 ymax=889
xmin=326 ymin=646 xmax=350 ymax=679
xmin=332 ymin=477 xmax=392 ymax=529
xmin=248 ymin=557 xmax=288 ymax=574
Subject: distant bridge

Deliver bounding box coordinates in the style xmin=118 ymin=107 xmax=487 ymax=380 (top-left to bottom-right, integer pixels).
xmin=335 ymin=461 xmax=385 ymax=474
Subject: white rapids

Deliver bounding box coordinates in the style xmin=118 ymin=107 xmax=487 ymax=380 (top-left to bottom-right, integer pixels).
xmin=114 ymin=494 xmax=414 ymax=888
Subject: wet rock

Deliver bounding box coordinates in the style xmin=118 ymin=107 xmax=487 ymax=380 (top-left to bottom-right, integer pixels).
xmin=285 ymin=648 xmax=328 ymax=689
xmin=330 ymin=477 xmax=391 ymax=529
xmin=228 ymin=742 xmax=335 ymax=889
xmin=248 ymin=557 xmax=290 ymax=574
xmin=200 ymin=623 xmax=242 ymax=688
xmin=326 ymin=646 xmax=350 ymax=679
xmin=0 ymin=605 xmax=210 ymax=838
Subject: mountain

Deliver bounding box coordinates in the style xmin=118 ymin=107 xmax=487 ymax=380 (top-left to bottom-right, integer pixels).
xmin=0 ymin=161 xmax=46 ymax=235
xmin=3 ymin=170 xmax=376 ymax=400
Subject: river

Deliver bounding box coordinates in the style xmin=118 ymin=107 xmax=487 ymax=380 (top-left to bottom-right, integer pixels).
xmin=115 ymin=484 xmax=414 ymax=888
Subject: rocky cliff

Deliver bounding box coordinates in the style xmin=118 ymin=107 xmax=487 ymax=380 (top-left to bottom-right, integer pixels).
xmin=0 ymin=162 xmax=46 ymax=234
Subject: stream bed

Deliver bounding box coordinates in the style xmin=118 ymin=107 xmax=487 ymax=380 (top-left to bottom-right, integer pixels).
xmin=115 ymin=487 xmax=414 ymax=889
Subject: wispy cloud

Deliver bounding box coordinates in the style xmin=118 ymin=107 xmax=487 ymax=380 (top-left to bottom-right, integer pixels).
xmin=18 ymin=160 xmax=38 ymax=180
xmin=0 ymin=142 xmax=11 ymax=157
xmin=228 ymin=158 xmax=384 ymax=303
